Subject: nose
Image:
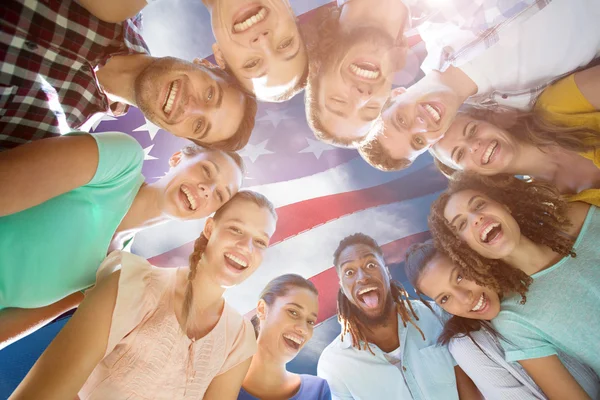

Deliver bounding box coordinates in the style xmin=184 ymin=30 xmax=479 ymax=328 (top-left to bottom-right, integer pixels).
xmin=237 ymin=235 xmax=254 ymax=253
xmin=472 ymin=213 xmax=484 ymax=227
xmin=197 ymin=183 xmax=215 ymax=199
xmin=251 ymin=30 xmax=272 ymax=51
xmin=295 ymin=321 xmax=308 ymax=335
xmin=456 ymin=287 xmax=473 ymax=305
xmin=181 ymin=94 xmax=206 ymax=117
xmin=468 ymin=139 xmax=480 ymax=154
xmin=355 ymin=267 xmax=369 ymax=283
xmin=351 ymin=84 xmax=373 ymax=103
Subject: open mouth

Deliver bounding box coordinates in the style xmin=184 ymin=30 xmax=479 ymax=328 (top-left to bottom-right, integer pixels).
xmin=349 ymin=62 xmax=381 ymax=80
xmin=224 ymin=252 xmax=249 ymax=271
xmin=282 ymin=332 xmax=304 ymax=351
xmin=179 ymin=184 xmax=198 ymax=211
xmin=480 ymin=222 xmax=502 ymax=244
xmin=233 ymin=7 xmax=268 ymax=33
xmin=356 ymin=286 xmax=380 ymax=309
xmin=422 ymin=103 xmax=442 ymax=123
xmin=482 ymin=140 xmax=499 ymax=165
xmin=470 ymin=293 xmax=489 ymax=313
xmin=163 ymin=80 xmax=180 ymax=117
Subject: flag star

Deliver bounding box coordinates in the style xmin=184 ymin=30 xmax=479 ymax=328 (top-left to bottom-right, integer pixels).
xmin=238 ymin=139 xmax=274 ymax=163
xmin=143 ymin=144 xmax=158 ymax=160
xmin=256 ymin=109 xmax=292 ymax=128
xmin=91 ymin=114 xmax=117 ymax=132
xmin=133 ymin=117 xmax=162 ymax=140
xmin=299 ymin=137 xmax=334 ymax=159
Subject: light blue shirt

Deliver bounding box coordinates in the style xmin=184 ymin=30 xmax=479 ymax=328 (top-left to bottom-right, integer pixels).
xmin=492 ymin=205 xmax=600 ymax=386
xmin=317 ymin=301 xmax=458 ymax=400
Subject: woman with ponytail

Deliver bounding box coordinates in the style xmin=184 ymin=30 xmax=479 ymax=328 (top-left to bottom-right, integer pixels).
xmin=10 ymin=191 xmax=278 ymax=400
xmin=239 ymin=274 xmax=331 ymax=400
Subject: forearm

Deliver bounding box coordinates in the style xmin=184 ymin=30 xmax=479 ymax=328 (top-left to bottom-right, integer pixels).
xmin=0 ymin=292 xmax=83 ymax=350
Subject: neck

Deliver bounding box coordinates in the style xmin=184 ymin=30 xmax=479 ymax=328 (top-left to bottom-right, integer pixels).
xmin=115 ymin=183 xmax=172 ymax=241
xmin=503 ymin=235 xmax=561 ymax=275
xmin=364 ymin=305 xmax=400 ymax=352
xmin=339 ymin=0 xmax=407 ymax=40
xmin=96 ymin=54 xmax=154 ymax=105
xmin=243 ymin=344 xmax=296 ymax=395
xmin=437 ymin=66 xmax=478 ymax=102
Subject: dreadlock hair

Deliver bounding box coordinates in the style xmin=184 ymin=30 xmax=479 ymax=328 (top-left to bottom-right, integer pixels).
xmin=428 ymin=173 xmax=576 ymax=305
xmin=332 ymin=233 xmax=426 ymax=354
xmin=404 ymin=240 xmax=504 ymax=346
xmin=179 ymin=143 xmax=246 ymax=176
xmin=250 ymin=274 xmax=318 ymax=338
xmin=180 ymin=190 xmax=278 ymax=331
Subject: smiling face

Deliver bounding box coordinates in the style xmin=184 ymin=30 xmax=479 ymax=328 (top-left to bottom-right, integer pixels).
xmin=444 ymin=189 xmax=522 ymax=260
xmin=337 ymin=243 xmax=392 ymax=322
xmin=203 ymin=199 xmax=277 ymax=288
xmin=416 ymin=253 xmax=501 ymax=321
xmin=134 ymin=57 xmax=246 ymax=144
xmin=378 ymin=74 xmax=463 ymax=162
xmin=158 ymin=150 xmax=243 ymax=220
xmin=314 ymin=27 xmax=398 ymax=144
xmin=257 ymin=287 xmax=319 ymax=362
xmin=209 ymin=0 xmax=308 ymax=100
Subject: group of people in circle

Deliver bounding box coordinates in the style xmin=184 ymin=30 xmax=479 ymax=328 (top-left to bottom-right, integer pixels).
xmin=1 ymin=0 xmax=599 ymax=399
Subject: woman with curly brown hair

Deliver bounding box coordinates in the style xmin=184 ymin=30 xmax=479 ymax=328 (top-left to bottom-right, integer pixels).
xmin=10 ymin=190 xmax=277 ymax=400
xmin=425 ymin=173 xmax=600 ymax=399
xmin=430 ymin=65 xmax=600 ymax=206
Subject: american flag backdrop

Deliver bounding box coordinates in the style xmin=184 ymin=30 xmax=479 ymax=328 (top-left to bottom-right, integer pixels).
xmin=0 ymin=0 xmax=447 ymax=391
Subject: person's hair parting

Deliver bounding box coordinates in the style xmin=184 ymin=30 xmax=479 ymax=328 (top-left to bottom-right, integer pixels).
xmin=180 ymin=190 xmax=277 ymax=331
xmin=251 ymin=274 xmax=318 ymax=337
xmin=428 ymin=173 xmax=576 ymax=305
xmin=180 ymin=143 xmax=246 ymax=175
xmin=358 ymin=136 xmax=412 ymax=172
xmin=333 ymin=233 xmax=429 ymax=354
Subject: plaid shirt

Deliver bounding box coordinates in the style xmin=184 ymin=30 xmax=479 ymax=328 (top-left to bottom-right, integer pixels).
xmin=0 ymin=0 xmax=150 ymax=151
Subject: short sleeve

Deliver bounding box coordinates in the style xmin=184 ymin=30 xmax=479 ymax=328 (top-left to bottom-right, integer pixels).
xmin=217 ymin=315 xmax=257 ymax=376
xmin=493 ymin=315 xmax=558 ymax=363
xmin=87 ymin=132 xmax=144 ymax=188
xmin=90 ymin=251 xmax=157 ymax=356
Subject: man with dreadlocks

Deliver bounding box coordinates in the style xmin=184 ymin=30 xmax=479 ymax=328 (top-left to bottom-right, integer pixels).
xmin=316 ymin=233 xmax=479 ymax=399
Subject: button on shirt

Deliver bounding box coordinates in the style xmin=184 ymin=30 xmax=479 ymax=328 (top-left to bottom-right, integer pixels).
xmin=0 ymin=0 xmax=150 ymax=151
xmin=317 ymin=301 xmax=458 ymax=400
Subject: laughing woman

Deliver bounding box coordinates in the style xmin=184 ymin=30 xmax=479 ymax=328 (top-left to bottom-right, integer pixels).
xmin=404 ymin=241 xmax=600 ymax=400
xmin=10 ymin=191 xmax=277 ymax=400
xmin=238 ymin=274 xmax=331 ymax=400
xmin=430 ymin=65 xmax=600 ymax=206
xmin=426 ymin=173 xmax=600 ymax=399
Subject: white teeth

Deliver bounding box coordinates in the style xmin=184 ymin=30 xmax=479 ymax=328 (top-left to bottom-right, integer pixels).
xmin=225 ymin=253 xmax=248 ymax=268
xmin=163 ymin=81 xmax=179 ymax=115
xmin=349 ymin=64 xmax=380 ymax=79
xmin=283 ymin=333 xmax=304 ymax=345
xmin=471 ymin=294 xmax=485 ymax=312
xmin=480 ymin=222 xmax=500 ymax=242
xmin=358 ymin=286 xmax=377 ymax=295
xmin=424 ymin=104 xmax=441 ymax=122
xmin=233 ymin=8 xmax=267 ymax=32
xmin=482 ymin=141 xmax=498 ymax=165
xmin=181 ymin=186 xmax=197 ymax=211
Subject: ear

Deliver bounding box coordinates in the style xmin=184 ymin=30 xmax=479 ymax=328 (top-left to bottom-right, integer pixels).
xmin=211 ymin=43 xmax=227 ymax=69
xmin=203 ymin=217 xmax=215 ymax=240
xmin=168 ymin=151 xmax=184 ymax=168
xmin=256 ymin=299 xmax=268 ymax=320
xmin=193 ymin=57 xmax=217 ymax=69
xmin=391 ymin=86 xmax=407 ymax=98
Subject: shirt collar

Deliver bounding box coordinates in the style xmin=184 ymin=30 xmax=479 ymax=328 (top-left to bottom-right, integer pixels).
xmin=338 ymin=313 xmax=408 ymax=355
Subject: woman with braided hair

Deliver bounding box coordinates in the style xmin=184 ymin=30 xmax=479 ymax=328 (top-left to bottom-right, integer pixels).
xmin=404 ymin=241 xmax=600 ymax=400
xmin=316 ymin=233 xmax=481 ymax=400
xmin=426 ymin=172 xmax=600 ymax=399
xmin=10 ymin=190 xmax=278 ymax=400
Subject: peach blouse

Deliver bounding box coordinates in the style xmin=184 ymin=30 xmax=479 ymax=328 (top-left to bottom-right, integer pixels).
xmin=78 ymin=251 xmax=257 ymax=399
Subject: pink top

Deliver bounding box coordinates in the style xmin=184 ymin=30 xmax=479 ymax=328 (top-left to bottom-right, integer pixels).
xmin=78 ymin=251 xmax=257 ymax=400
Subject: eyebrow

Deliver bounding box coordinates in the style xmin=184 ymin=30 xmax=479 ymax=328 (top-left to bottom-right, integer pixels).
xmin=283 ymin=44 xmax=301 ymax=62
xmin=339 ymin=253 xmax=376 ymax=269
xmin=451 ymin=122 xmax=471 ymax=160
xmin=288 ymin=302 xmax=318 ymax=318
xmin=325 ymin=103 xmax=348 ymax=118
xmin=433 ymin=267 xmax=458 ymax=301
xmin=208 ymin=160 xmax=233 ymax=199
xmin=229 ymin=218 xmax=269 ymax=239
xmin=215 ymin=82 xmax=223 ymax=108
xmin=449 ymin=195 xmax=481 ymax=226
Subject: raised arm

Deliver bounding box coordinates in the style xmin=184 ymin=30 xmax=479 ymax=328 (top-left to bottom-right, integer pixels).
xmin=0 ymin=134 xmax=99 ymax=216
xmin=204 ymin=357 xmax=252 ymax=400
xmin=519 ymin=355 xmax=592 ymax=400
xmin=574 ymin=64 xmax=600 ymax=109
xmin=9 ymin=271 xmax=120 ymax=400
xmin=77 ymin=0 xmax=148 ymax=23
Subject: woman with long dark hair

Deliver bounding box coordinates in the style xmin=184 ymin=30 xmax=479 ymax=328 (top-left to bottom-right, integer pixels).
xmin=10 ymin=191 xmax=277 ymax=400
xmin=239 ymin=274 xmax=331 ymax=400
xmin=423 ymin=173 xmax=600 ymax=399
